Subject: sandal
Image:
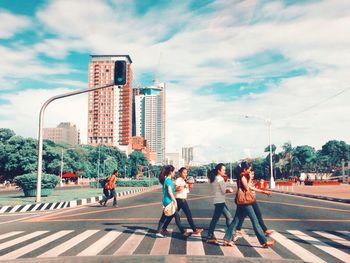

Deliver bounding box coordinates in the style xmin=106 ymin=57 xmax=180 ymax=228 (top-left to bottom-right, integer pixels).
xmin=262 ymin=239 xmax=276 ymax=248
xmin=223 ymin=240 xmax=235 ymax=247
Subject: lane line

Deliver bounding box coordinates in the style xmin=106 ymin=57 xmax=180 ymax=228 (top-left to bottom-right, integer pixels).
xmin=0 ymin=231 xmax=48 ymax=251
xmin=288 ymin=230 xmax=350 ymax=262
xmin=314 ymin=231 xmax=350 ymax=248
xmin=270 ymin=231 xmax=326 ymax=263
xmin=0 ymin=230 xmax=73 ymax=260
xmin=150 ymin=229 xmax=173 ymax=255
xmin=113 ymin=229 xmax=148 ymax=255
xmin=37 ymin=230 xmax=99 ymax=258
xmin=77 ymin=230 xmax=122 ymax=256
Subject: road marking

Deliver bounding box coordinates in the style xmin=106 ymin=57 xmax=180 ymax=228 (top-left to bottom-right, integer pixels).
xmin=9 ymin=205 xmax=21 ymax=213
xmin=77 ymin=230 xmax=122 ymax=256
xmin=243 ymin=233 xmax=282 ymax=260
xmin=215 ymin=230 xmax=244 ymax=257
xmin=0 ymin=230 xmax=73 ymax=260
xmin=271 ymin=231 xmax=326 ymax=263
xmin=113 ymin=229 xmax=148 ymax=255
xmin=314 ymin=231 xmax=350 ymax=248
xmin=19 ymin=204 xmax=32 ymax=213
xmin=186 ymin=231 xmax=205 ymax=255
xmin=37 ymin=230 xmax=99 ymax=258
xmin=150 ymin=229 xmax=173 ymax=255
xmin=288 ymin=230 xmax=350 ymax=262
xmin=0 ymin=231 xmax=48 ymax=252
xmin=0 ymin=231 xmax=24 ymax=241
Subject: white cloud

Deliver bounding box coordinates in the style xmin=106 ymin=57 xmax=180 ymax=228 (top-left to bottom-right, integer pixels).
xmin=2 ymin=0 xmax=350 ymax=163
xmin=0 ymin=88 xmax=88 ymax=144
xmin=0 ymin=10 xmax=31 ymax=38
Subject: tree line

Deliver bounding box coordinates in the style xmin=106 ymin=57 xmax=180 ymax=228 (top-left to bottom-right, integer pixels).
xmin=0 ymin=128 xmax=155 ymax=182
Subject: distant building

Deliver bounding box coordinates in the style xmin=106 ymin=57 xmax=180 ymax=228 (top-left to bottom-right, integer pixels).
xmin=87 ymin=55 xmax=133 ymax=154
xmin=130 ymin=136 xmax=150 ymax=161
xmin=182 ymin=147 xmax=194 ymax=165
xmin=166 ymin=153 xmax=184 ymax=170
xmin=43 ymin=122 xmax=79 ymax=145
xmin=133 ymin=83 xmax=166 ymax=165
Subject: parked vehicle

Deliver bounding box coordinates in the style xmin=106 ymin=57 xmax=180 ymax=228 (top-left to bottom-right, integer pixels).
xmin=195 ymin=176 xmax=209 ymax=183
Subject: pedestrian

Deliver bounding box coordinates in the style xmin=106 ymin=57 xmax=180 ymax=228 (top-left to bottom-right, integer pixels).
xmin=99 ymin=170 xmax=118 ymax=207
xmin=206 ymin=163 xmax=234 ymax=244
xmin=233 ymin=163 xmax=273 ymax=242
xmin=161 ymin=167 xmax=204 ymax=235
xmin=223 ymin=161 xmax=275 ymax=248
xmin=155 ymin=165 xmax=189 ymax=238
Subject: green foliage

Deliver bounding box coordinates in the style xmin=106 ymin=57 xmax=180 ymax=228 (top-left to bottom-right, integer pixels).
xmin=116 ymin=178 xmax=159 ymax=187
xmin=14 ymin=173 xmax=59 ymax=190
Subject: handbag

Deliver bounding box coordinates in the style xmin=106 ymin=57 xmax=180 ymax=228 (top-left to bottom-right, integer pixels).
xmin=235 ymin=175 xmax=256 ymax=205
xmin=164 ymin=201 xmax=176 ymax=216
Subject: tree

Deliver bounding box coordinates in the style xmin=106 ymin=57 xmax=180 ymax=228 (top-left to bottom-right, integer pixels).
xmin=0 ymin=128 xmax=15 ymax=143
xmin=128 ymin=151 xmax=148 ymax=177
xmin=319 ymin=140 xmax=350 ymax=168
xmin=293 ymin=145 xmax=316 ymax=171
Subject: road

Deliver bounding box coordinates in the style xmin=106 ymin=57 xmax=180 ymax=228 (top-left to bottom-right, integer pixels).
xmin=0 ymin=183 xmax=349 ymax=262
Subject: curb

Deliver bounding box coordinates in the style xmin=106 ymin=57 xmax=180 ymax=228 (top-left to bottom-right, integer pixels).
xmin=270 ymin=190 xmax=350 ymax=204
xmin=0 ymin=187 xmax=157 ymax=214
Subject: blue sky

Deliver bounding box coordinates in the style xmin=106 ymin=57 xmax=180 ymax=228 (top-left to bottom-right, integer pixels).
xmin=0 ymin=0 xmax=349 ymax=162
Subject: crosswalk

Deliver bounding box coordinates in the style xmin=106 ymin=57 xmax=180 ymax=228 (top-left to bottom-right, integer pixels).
xmin=0 ymin=229 xmax=349 ymax=262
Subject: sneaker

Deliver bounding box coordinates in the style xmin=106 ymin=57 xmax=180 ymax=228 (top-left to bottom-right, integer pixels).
xmin=233 ymin=230 xmax=244 ymax=242
xmin=193 ymin=228 xmax=204 ymax=234
xmin=262 ymin=239 xmax=276 ymax=248
xmin=155 ymin=232 xmax=165 ymax=238
xmin=264 ymin=229 xmax=273 ymax=236
xmin=182 ymin=231 xmax=190 ymax=237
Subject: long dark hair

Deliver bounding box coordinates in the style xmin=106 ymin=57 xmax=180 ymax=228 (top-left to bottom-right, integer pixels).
xmin=178 ymin=167 xmax=187 ymax=176
xmin=208 ymin=163 xmax=225 ymax=183
xmin=158 ymin=165 xmax=175 ymax=185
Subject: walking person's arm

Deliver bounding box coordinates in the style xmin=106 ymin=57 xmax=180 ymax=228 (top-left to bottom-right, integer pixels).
xmin=167 ymin=185 xmax=177 ymax=204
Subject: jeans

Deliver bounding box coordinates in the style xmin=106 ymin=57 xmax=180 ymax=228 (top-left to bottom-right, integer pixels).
xmin=162 ymin=198 xmax=198 ymax=231
xmin=224 ymin=204 xmax=267 ymax=245
xmin=236 ymin=202 xmax=268 ymax=232
xmin=207 ymin=203 xmax=233 ymax=238
xmin=157 ymin=210 xmax=185 ymax=233
xmin=101 ymin=188 xmax=117 ymax=206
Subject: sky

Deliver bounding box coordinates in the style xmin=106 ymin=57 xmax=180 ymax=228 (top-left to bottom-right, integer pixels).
xmin=0 ymin=0 xmax=349 ymax=163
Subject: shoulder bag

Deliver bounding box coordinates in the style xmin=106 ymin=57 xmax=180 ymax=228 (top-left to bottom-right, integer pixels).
xmin=235 ymin=175 xmax=256 ymax=205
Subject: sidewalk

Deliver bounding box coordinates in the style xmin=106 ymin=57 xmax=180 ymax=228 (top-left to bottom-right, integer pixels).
xmin=271 ymin=183 xmax=350 ymax=204
xmin=0 ymin=186 xmax=161 ymax=214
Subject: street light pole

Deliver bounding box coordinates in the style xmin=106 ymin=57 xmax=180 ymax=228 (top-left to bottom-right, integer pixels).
xmin=36 ymin=83 xmax=114 ymax=202
xmin=267 ymin=119 xmax=275 ymax=189
xmin=97 ymin=145 xmax=100 ymax=188
xmin=60 ymin=148 xmax=64 ymax=187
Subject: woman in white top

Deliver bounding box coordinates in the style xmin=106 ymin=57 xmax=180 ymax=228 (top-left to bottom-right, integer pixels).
xmin=161 ymin=167 xmax=204 ymax=235
xmin=207 ymin=163 xmax=234 ymax=244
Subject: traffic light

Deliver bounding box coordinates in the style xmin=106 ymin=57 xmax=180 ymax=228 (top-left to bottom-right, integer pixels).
xmin=114 ymin=60 xmax=127 ymax=86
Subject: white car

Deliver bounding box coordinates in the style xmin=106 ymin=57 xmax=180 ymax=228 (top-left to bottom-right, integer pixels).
xmin=195 ymin=176 xmax=209 ymax=183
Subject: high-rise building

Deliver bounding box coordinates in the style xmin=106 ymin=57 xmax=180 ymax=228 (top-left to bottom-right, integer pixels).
xmin=87 ymin=55 xmax=133 ymax=153
xmin=43 ymin=122 xmax=79 ymax=145
xmin=182 ymin=147 xmax=194 ymax=165
xmin=134 ymin=83 xmax=166 ymax=164
xmin=166 ymin=152 xmax=184 ymax=170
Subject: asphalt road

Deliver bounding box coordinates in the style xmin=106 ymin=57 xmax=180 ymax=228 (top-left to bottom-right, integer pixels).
xmin=0 ymin=183 xmax=349 ymax=262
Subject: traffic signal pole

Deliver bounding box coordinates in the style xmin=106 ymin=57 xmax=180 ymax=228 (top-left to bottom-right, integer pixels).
xmin=36 ymin=83 xmax=114 ymax=202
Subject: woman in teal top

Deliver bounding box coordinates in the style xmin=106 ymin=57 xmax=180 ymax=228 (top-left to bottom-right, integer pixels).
xmin=156 ymin=165 xmax=189 ymax=237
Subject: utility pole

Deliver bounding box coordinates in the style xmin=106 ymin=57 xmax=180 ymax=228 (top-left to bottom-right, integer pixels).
xmin=268 ymin=119 xmax=275 ymax=189
xmin=342 ymin=159 xmax=345 ymax=182
xmin=97 ymin=145 xmax=100 ymax=188
xmin=60 ymin=148 xmax=64 ymax=187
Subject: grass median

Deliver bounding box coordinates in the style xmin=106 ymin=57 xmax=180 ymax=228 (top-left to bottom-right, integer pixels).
xmin=0 ymin=186 xmax=134 ymax=207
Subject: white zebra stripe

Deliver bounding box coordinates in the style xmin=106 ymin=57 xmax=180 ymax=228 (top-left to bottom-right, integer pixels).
xmin=40 ymin=203 xmax=50 ymax=211
xmin=19 ymin=204 xmax=32 ymax=212
xmin=288 ymin=230 xmax=350 ymax=263
xmin=215 ymin=230 xmax=244 ymax=257
xmin=37 ymin=230 xmax=99 ymax=258
xmin=31 ymin=203 xmax=42 ymax=212
xmin=0 ymin=230 xmax=73 ymax=260
xmin=271 ymin=231 xmax=326 ymax=263
xmin=314 ymin=231 xmax=350 ymax=248
xmin=243 ymin=233 xmax=282 ymax=260
xmin=150 ymin=229 xmax=173 ymax=255
xmin=9 ymin=205 xmax=21 ymax=213
xmin=187 ymin=231 xmax=205 ymax=255
xmin=0 ymin=206 xmax=9 ymax=213
xmin=0 ymin=231 xmax=24 ymax=241
xmin=77 ymin=230 xmax=122 ymax=256
xmin=0 ymin=231 xmax=48 ymax=252
xmin=113 ymin=229 xmax=148 ymax=255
